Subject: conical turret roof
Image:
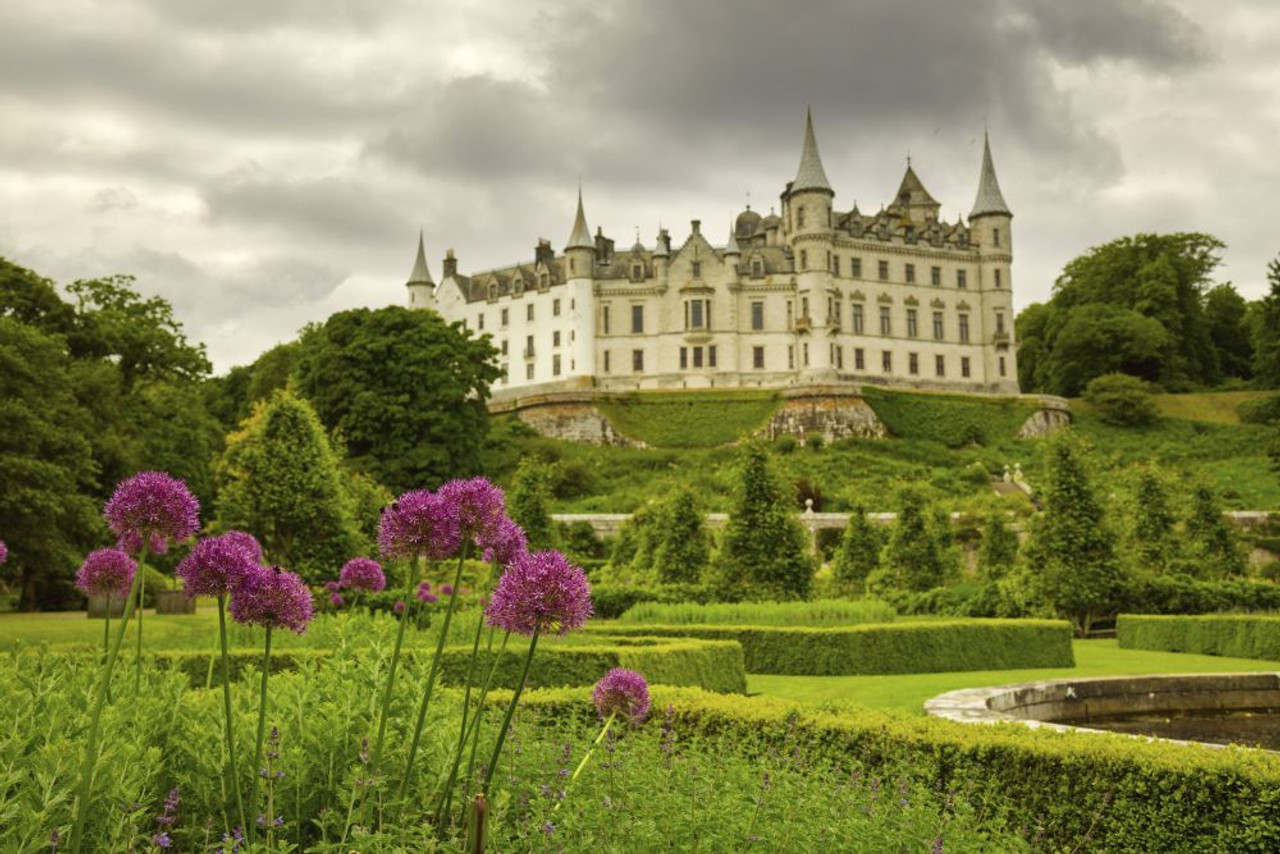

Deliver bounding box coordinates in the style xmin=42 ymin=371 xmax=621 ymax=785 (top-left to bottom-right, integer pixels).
xmin=969 ymin=132 xmax=1012 ymax=219
xmin=406 ymin=231 xmax=433 ymax=285
xmin=565 ymin=188 xmax=595 ymax=251
xmin=724 ymin=219 xmax=741 ymax=255
xmin=792 ymin=108 xmax=833 ymax=194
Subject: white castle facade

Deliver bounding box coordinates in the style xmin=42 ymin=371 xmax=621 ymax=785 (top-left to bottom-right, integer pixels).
xmin=405 ymin=111 xmax=1019 ymax=396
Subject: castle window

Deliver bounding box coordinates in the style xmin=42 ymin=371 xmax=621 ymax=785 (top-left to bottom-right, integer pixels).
xmin=909 ymin=353 xmax=919 ymax=375
xmin=994 ymin=269 xmax=1003 ymax=289
xmin=680 ymin=347 xmax=688 ymax=369
xmin=553 ymin=330 xmax=561 ymax=348
xmin=996 ymin=312 xmax=1006 ymax=334
xmin=933 ymin=311 xmax=944 ymax=340
xmin=882 ymin=351 xmax=893 ymax=373
xmin=477 ymin=313 xmax=485 ymax=330
xmin=836 ymin=346 xmax=844 ymax=370
xmin=786 ymin=300 xmax=794 ymax=329
xmin=879 ymin=306 xmax=891 ymax=336
xmin=851 ymin=257 xmax=863 ymax=278
xmin=754 ymin=346 xmax=765 ymax=370
xmin=751 ymin=301 xmax=764 ymax=331
xmin=801 ymin=297 xmax=810 ymax=320
xmin=693 ymin=347 xmax=704 ymax=368
xmin=961 ymin=356 xmax=971 ymax=378
xmin=878 ymin=260 xmax=889 ymax=281
xmin=526 ymin=363 xmax=534 ymax=380
xmin=631 ymin=263 xmax=643 ymax=281
xmin=931 ymin=266 xmax=941 ymax=286
xmin=602 ymin=305 xmax=610 ymax=334
xmin=993 ymin=228 xmax=1001 ymax=247
xmin=604 ymin=351 xmax=611 ymax=373
xmin=906 ymin=309 xmax=918 ymax=338
xmin=709 ymin=346 xmax=717 ymax=367
xmin=833 ymin=255 xmax=840 ymax=276
xmin=633 ymin=350 xmax=644 ymax=372
xmin=788 ymin=345 xmax=795 ymax=369
xmin=957 ymin=269 xmax=968 ymax=289
xmin=500 ymin=363 xmax=507 ymax=384
xmin=527 ymin=303 xmax=534 ymax=322
xmin=1000 ymin=356 xmax=1007 ymax=376
xmin=852 ymin=303 xmax=864 ymax=334
xmin=691 ymin=261 xmax=702 ymax=279
xmin=959 ymin=313 xmax=970 ymax=343
xmin=935 ymin=354 xmax=945 ymax=377
xmin=553 ymin=355 xmax=561 ymax=376
xmin=752 ymin=258 xmax=764 ymax=277
xmin=905 ymin=264 xmax=916 ymax=284
xmin=800 ymin=250 xmax=808 ymax=270
xmin=631 ymin=305 xmax=644 ymax=334
xmin=905 ymin=226 xmax=916 ymax=243
xmin=501 ymin=308 xmax=509 ymax=327
xmin=501 ymin=339 xmax=508 ymax=356
xmin=855 ymin=348 xmax=865 ymax=370
xmin=553 ymin=298 xmax=561 ymax=316
xmin=832 ymin=300 xmax=841 ymax=327
xmin=569 ymin=258 xmax=575 ymax=274
xmin=797 ymin=206 xmax=806 ymax=228
xmin=803 ymin=343 xmax=810 ymax=366
xmin=488 ymin=284 xmax=497 ymax=300
xmin=825 ymin=251 xmax=830 ymax=271
xmin=541 ymin=272 xmax=550 ymax=288
xmin=525 ymin=335 xmax=534 ymax=357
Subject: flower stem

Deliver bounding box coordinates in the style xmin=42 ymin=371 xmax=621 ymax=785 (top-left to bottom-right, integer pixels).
xmin=133 ymin=559 xmax=144 ymax=696
xmin=247 ymin=625 xmax=273 ymax=846
xmin=102 ymin=596 xmax=109 ymax=657
xmin=480 ymin=630 xmax=539 ymax=798
xmin=398 ymin=542 xmax=469 ymax=802
xmin=554 ymin=710 xmax=617 ymax=814
xmin=434 ymin=606 xmax=487 ymax=826
xmin=461 ymin=630 xmax=509 ymax=795
xmin=369 ymin=557 xmax=422 ymax=779
xmin=219 ymin=594 xmax=248 ymax=838
xmin=68 ymin=549 xmax=148 ymax=854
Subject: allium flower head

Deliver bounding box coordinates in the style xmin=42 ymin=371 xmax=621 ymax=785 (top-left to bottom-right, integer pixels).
xmin=103 ymin=472 xmax=200 ymax=548
xmin=75 ymin=549 xmax=137 ymax=599
xmin=230 ymin=565 xmax=314 ymax=634
xmin=329 ymin=592 xmax=343 ymax=607
xmin=338 ymin=557 xmax=385 ymax=592
xmin=377 ymin=490 xmax=462 ymax=560
xmin=393 ymin=600 xmax=405 ymax=614
xmin=116 ymin=531 xmax=168 ymax=556
xmin=324 ymin=580 xmax=340 ymax=593
xmin=438 ymin=477 xmax=506 ymax=542
xmin=440 ymin=583 xmax=454 ymax=596
xmin=592 ymin=668 xmax=651 ymax=723
xmin=485 ymin=550 xmax=592 ymax=637
xmin=176 ymin=532 xmax=261 ymax=598
xmin=478 ymin=517 xmax=528 ymax=567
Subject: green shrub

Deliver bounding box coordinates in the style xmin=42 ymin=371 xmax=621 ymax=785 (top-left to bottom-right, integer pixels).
xmin=1237 ymin=392 xmax=1280 ymax=425
xmin=617 ymin=598 xmax=895 ymax=627
xmin=1123 ymin=573 xmax=1280 ymax=613
xmin=1083 ymin=372 xmax=1160 ymax=426
xmin=880 ymin=486 xmax=951 ymax=592
xmin=589 ymin=619 xmax=1073 ymax=675
xmin=861 ymin=386 xmax=1037 ymax=446
xmin=1117 ymin=614 xmax=1280 ymax=660
xmin=773 ymin=435 xmax=798 ymax=454
xmin=588 ymin=583 xmax=714 ymax=619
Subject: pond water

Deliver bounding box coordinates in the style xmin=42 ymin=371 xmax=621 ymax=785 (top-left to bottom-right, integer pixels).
xmin=1059 ymin=708 xmax=1280 ymax=750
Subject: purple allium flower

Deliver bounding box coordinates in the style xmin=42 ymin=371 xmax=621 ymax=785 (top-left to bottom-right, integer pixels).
xmin=103 ymin=472 xmax=200 ymax=548
xmin=74 ymin=549 xmax=137 ymax=599
xmin=0 ymin=540 xmax=7 ymax=565
xmin=116 ymin=531 xmax=168 ymax=556
xmin=415 ymin=580 xmax=431 ymax=599
xmin=329 ymin=592 xmax=343 ymax=607
xmin=440 ymin=583 xmax=454 ymax=596
xmin=393 ymin=600 xmax=406 ymax=613
xmin=478 ymin=516 xmax=528 ymax=567
xmin=592 ymin=668 xmax=650 ymax=723
xmin=230 ymin=566 xmax=314 ymax=634
xmin=324 ymin=580 xmax=340 ymax=593
xmin=485 ymin=550 xmax=592 ymax=637
xmin=438 ymin=477 xmax=507 ymax=541
xmin=377 ymin=490 xmax=462 ymax=560
xmin=176 ymin=532 xmax=260 ymax=598
xmin=338 ymin=557 xmax=385 ymax=593
xmin=419 ymin=591 xmax=438 ymax=604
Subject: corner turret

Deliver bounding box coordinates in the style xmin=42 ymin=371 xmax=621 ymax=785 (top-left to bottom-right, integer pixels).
xmin=405 ymin=231 xmax=435 ymax=310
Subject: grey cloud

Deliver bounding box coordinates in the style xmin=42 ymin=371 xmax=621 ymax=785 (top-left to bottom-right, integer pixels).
xmin=1009 ymin=0 xmax=1211 ymax=69
xmin=136 ymin=0 xmax=404 ymax=33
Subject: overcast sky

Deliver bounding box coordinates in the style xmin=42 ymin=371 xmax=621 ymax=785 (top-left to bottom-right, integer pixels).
xmin=2 ymin=0 xmax=1277 ymax=373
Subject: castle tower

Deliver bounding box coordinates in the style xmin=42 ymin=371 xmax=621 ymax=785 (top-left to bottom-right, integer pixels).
xmin=784 ymin=108 xmax=836 ymax=381
xmin=968 ymin=132 xmax=1017 ymax=391
xmin=405 ymin=230 xmax=435 ymax=310
xmin=564 ymin=188 xmax=597 ymax=381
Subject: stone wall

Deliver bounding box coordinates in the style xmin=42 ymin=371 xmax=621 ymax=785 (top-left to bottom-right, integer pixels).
xmin=491 ymin=390 xmax=643 ymax=447
xmin=1017 ymin=394 xmax=1072 ymax=438
xmin=762 ymin=385 xmax=888 ymax=441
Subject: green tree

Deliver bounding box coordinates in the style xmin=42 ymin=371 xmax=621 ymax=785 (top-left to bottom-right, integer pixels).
xmin=0 ymin=316 xmax=103 ymax=609
xmin=1046 ymin=304 xmax=1171 ymax=396
xmin=832 ymin=504 xmax=881 ymax=589
xmin=1020 ymin=435 xmax=1126 ymax=636
xmin=652 ymin=489 xmax=711 ymax=585
xmin=1203 ymin=283 xmax=1253 ymax=380
xmin=714 ymin=443 xmax=813 ymax=600
xmin=293 ymin=307 xmax=500 ymax=492
xmin=881 ymin=487 xmax=949 ymax=592
xmin=1181 ymin=485 xmax=1245 ymax=580
xmin=205 ymin=342 xmax=299 ymax=433
xmin=214 ymin=390 xmax=363 ymax=582
xmin=508 ymin=457 xmax=558 ymax=552
xmin=1252 ymin=255 xmax=1280 ymax=389
xmin=978 ymin=513 xmax=1019 ymax=580
xmin=1082 ymin=373 xmax=1159 ymax=426
xmin=1127 ymin=467 xmax=1179 ymax=575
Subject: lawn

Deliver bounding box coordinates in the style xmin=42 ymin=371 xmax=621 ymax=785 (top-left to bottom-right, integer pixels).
xmin=749 ymin=638 xmax=1280 ymax=714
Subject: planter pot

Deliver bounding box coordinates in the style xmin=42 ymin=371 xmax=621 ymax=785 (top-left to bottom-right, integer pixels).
xmin=155 ymin=590 xmax=196 ymax=615
xmin=87 ymin=595 xmax=127 ymax=619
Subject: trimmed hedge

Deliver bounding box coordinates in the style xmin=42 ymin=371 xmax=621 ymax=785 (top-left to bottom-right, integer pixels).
xmin=587 ymin=619 xmax=1073 ymax=675
xmin=590 ymin=583 xmax=715 ymax=620
xmin=513 ymin=685 xmax=1280 ymax=853
xmin=1118 ymin=614 xmax=1280 ymax=660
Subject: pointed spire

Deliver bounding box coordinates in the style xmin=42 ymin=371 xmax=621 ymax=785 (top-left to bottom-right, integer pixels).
xmin=724 ymin=219 xmax=741 ymax=255
xmin=792 ymin=107 xmax=833 ymax=194
xmin=970 ymin=132 xmax=1012 ymax=219
xmin=406 ymin=230 xmax=433 ymax=285
xmin=894 ymin=164 xmax=939 ymax=207
xmin=565 ymin=187 xmax=595 ymax=251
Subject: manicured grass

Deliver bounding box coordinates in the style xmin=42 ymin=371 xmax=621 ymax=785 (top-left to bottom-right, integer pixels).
xmin=749 ymin=639 xmax=1280 ymax=714
xmin=1073 ymin=390 xmax=1272 ymax=425
xmin=594 ymin=389 xmax=781 ymax=448
xmin=0 ymin=608 xmax=220 ymax=652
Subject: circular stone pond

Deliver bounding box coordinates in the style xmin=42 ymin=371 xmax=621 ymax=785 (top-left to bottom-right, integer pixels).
xmin=925 ymin=673 xmax=1280 ymax=750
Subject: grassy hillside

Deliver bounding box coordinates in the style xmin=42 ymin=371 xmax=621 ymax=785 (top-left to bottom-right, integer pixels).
xmin=594 ymin=390 xmax=781 ymax=447
xmin=1073 ymin=390 xmax=1273 ymax=425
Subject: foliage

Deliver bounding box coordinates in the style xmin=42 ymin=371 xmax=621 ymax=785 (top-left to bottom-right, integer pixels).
xmin=1252 ymin=253 xmax=1280 ymax=388
xmin=651 ymin=489 xmax=712 ymax=584
xmin=214 ymin=390 xmax=364 ymax=582
xmin=617 ymin=598 xmax=895 ymax=627
xmin=1237 ymin=392 xmax=1280 ymax=425
xmin=879 ymin=486 xmax=951 ymax=592
xmin=1082 ymin=372 xmax=1159 ymax=426
xmin=1019 ymin=435 xmax=1127 ymax=635
xmin=832 ymin=506 xmax=882 ymax=589
xmin=1181 ymin=485 xmax=1247 ymax=579
xmin=592 ymin=619 xmax=1074 ymax=675
xmin=508 ymin=456 xmax=559 ymax=551
xmin=1204 ymin=283 xmax=1254 ymax=380
xmin=977 ymin=513 xmax=1019 ymax=580
xmin=1118 ymin=613 xmax=1280 ymax=660
xmin=1122 ymin=573 xmax=1280 ymax=614
xmin=587 ymin=583 xmax=714 ymax=620
xmin=861 ymin=386 xmax=1037 ymax=448
xmin=204 ymin=342 xmax=299 ymax=432
xmin=1125 ymin=466 xmax=1180 ymax=574
xmin=713 ymin=443 xmax=814 ymax=600
xmin=293 ymin=305 xmax=501 ymax=492
xmin=594 ymin=390 xmax=781 ymax=448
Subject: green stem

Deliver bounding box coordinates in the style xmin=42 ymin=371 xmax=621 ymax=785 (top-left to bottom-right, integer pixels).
xmin=398 ymin=543 xmax=470 ymax=801
xmin=219 ymin=595 xmax=248 ymax=836
xmin=368 ymin=557 xmax=422 ymax=779
xmin=554 ymin=710 xmax=617 ymax=813
xmin=462 ymin=631 xmax=509 ymax=796
xmin=247 ymin=626 xmax=273 ymax=845
xmin=134 ymin=559 xmax=144 ymax=696
xmin=68 ymin=548 xmax=148 ymax=854
xmin=434 ymin=607 xmax=488 ymax=827
xmin=103 ymin=596 xmax=110 ymax=657
xmin=480 ymin=630 xmax=539 ymax=798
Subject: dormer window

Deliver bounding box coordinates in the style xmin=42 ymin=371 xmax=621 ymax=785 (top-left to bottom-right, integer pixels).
xmin=751 ymin=258 xmax=763 ymax=277
xmin=488 ymin=283 xmax=497 ymax=300
xmin=540 ymin=272 xmax=550 ymax=289
xmin=691 ymin=261 xmax=702 ymax=279
xmin=631 ymin=263 xmax=644 ymax=281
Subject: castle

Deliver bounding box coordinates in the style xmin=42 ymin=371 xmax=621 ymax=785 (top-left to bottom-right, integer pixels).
xmin=405 ymin=110 xmax=1018 ymax=396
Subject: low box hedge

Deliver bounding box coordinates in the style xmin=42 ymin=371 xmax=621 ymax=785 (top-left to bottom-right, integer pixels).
xmin=1118 ymin=613 xmax=1280 ymax=660
xmin=587 ymin=618 xmax=1073 ymax=675
xmin=510 ymin=685 xmax=1280 ymax=853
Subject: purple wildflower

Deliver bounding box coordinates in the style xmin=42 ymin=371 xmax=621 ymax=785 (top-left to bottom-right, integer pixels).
xmin=440 ymin=583 xmax=454 ymax=596
xmin=329 ymin=592 xmax=343 ymax=607
xmin=74 ymin=549 xmax=137 ymax=599
xmin=152 ymin=833 xmax=171 ymax=849
xmin=592 ymin=668 xmax=650 ymax=723
xmin=176 ymin=532 xmax=260 ymax=598
xmin=377 ymin=490 xmax=462 ymax=560
xmin=419 ymin=591 xmax=438 ymax=604
xmin=230 ymin=566 xmax=314 ymax=634
xmin=116 ymin=531 xmax=168 ymax=556
xmin=478 ymin=516 xmax=528 ymax=567
xmin=485 ymin=550 xmax=592 ymax=637
xmin=393 ymin=600 xmax=405 ymax=613
xmin=156 ymin=787 xmax=180 ymax=825
xmin=50 ymin=829 xmax=61 ymax=852
xmin=438 ymin=476 xmax=507 ymax=541
xmin=324 ymin=580 xmax=340 ymax=593
xmin=931 ymin=838 xmax=944 ymax=854
xmin=103 ymin=472 xmax=200 ymax=548
xmin=415 ymin=580 xmax=432 ymax=599
xmin=338 ymin=557 xmax=385 ymax=593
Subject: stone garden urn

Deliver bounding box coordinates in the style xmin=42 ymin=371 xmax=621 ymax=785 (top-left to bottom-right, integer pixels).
xmin=154 ymin=588 xmax=196 ymax=615
xmin=86 ymin=595 xmax=126 ymax=619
